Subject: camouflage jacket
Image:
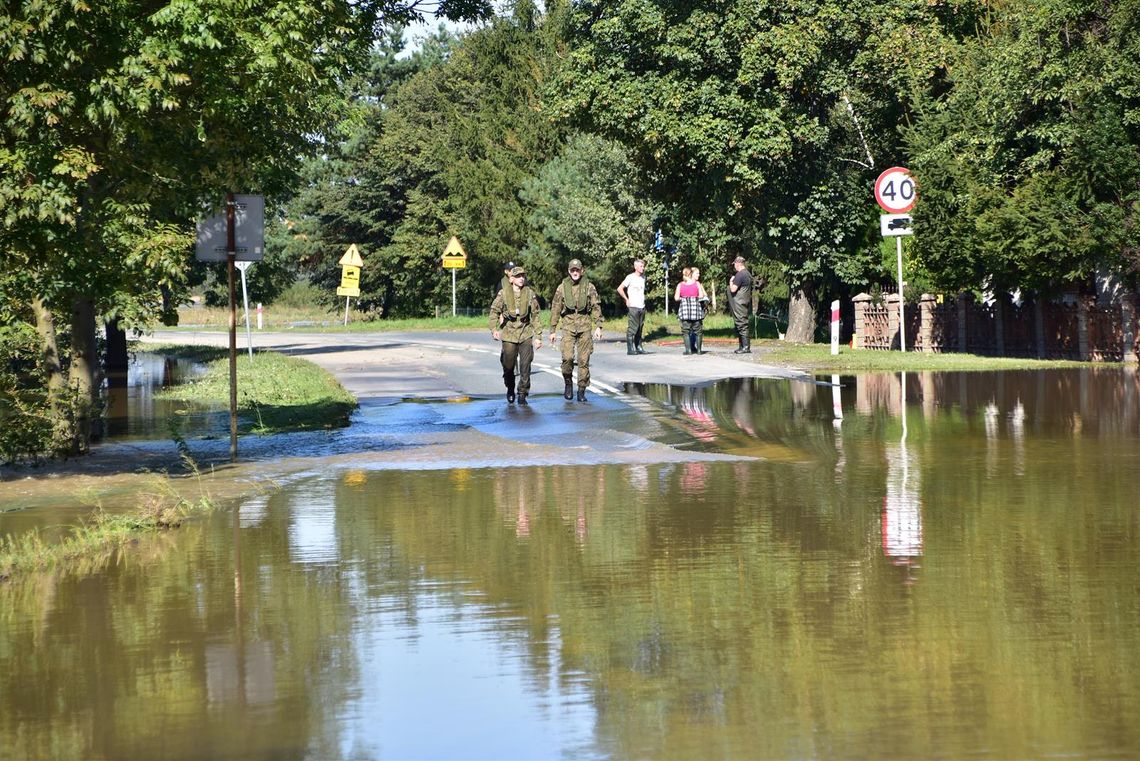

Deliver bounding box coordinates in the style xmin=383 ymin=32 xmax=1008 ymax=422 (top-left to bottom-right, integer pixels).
xmin=489 ymin=286 xmax=542 ymax=343
xmin=549 ymin=277 xmax=602 ymax=333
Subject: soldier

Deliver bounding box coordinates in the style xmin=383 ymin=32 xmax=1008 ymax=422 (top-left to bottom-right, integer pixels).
xmin=490 ymin=265 xmax=542 ymax=405
xmin=549 ymin=258 xmax=603 ymax=402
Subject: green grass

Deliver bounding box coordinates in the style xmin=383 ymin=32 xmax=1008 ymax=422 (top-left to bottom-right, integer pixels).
xmin=760 ymin=342 xmax=1101 ymax=371
xmin=173 ymin=305 xmax=491 ymax=332
xmin=0 ymin=487 xmax=217 ymax=581
xmin=150 ymin=345 xmax=357 ymax=433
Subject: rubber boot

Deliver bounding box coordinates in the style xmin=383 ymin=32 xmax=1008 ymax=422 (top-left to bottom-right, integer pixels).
xmin=741 ymin=331 xmax=751 ymax=353
xmin=517 ymin=393 xmax=528 ymax=406
xmin=563 ymin=377 xmax=574 ymax=400
xmin=682 ymin=330 xmax=692 ymax=355
xmin=576 ymin=387 xmax=587 ymax=402
xmin=627 ymin=339 xmax=637 ymax=356
xmin=694 ymin=333 xmax=703 ymax=355
xmin=505 ymin=375 xmax=515 ymax=403
xmin=733 ymin=331 xmax=746 ymax=354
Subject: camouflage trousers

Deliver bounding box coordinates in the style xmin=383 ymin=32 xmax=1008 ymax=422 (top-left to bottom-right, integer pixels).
xmin=559 ymin=329 xmax=594 ymax=389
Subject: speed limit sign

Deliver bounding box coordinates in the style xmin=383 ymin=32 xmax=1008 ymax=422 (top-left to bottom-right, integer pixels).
xmin=874 ymin=167 xmax=916 ymax=213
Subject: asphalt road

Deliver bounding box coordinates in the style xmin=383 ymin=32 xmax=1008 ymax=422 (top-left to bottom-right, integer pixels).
xmin=144 ymin=329 xmax=810 ymax=402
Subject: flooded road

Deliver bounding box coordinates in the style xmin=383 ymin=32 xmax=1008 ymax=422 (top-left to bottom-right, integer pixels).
xmin=3 ymin=367 xmax=1140 ymax=759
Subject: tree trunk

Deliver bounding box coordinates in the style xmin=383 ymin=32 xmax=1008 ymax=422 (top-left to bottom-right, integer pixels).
xmin=68 ymin=296 xmax=100 ymax=451
xmin=31 ymin=296 xmax=66 ymax=397
xmin=785 ymin=284 xmax=818 ymax=344
xmin=104 ymin=318 xmax=128 ymax=384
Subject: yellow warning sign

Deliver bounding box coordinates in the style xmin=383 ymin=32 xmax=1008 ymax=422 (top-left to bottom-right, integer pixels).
xmin=339 ymin=243 xmax=364 ymax=267
xmin=442 ymin=236 xmax=467 ymax=269
xmin=336 ymin=285 xmax=360 ymax=298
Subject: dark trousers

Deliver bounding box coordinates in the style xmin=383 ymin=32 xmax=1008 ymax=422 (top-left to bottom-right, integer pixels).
xmin=730 ymin=302 xmax=751 ymax=345
xmin=500 ymin=340 xmax=534 ymax=393
xmin=626 ymin=307 xmax=646 ymax=348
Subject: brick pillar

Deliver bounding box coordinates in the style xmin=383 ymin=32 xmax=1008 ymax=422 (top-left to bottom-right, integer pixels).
xmin=886 ymin=293 xmax=901 ymax=350
xmin=1122 ymin=290 xmax=1139 ymax=364
xmin=919 ymin=294 xmax=936 ymax=353
xmin=957 ymin=292 xmax=972 ymax=354
xmin=1077 ymin=298 xmax=1090 ymax=361
xmin=1034 ymin=298 xmax=1046 ymax=359
xmin=852 ymin=293 xmax=871 ymax=350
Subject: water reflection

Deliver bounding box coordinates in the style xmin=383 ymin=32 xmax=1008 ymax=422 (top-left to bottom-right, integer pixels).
xmin=103 ymin=352 xmax=219 ymax=439
xmin=3 ymin=368 xmax=1140 ymax=758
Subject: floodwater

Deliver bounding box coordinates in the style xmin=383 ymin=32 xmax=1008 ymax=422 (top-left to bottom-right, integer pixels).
xmin=3 ymin=369 xmax=1140 ymax=759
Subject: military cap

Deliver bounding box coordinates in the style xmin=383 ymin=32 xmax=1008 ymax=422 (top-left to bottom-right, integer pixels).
xmin=567 ymin=258 xmax=583 ymax=271
xmin=509 ymin=265 xmax=526 ymax=277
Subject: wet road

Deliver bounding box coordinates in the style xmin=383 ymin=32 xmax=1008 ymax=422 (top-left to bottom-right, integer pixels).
xmin=142 ymin=329 xmax=809 ymax=402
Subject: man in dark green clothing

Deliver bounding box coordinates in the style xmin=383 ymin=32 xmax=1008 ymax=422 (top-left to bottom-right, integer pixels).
xmin=490 ymin=265 xmax=542 ymax=405
xmin=728 ymin=256 xmax=753 ymax=353
xmin=549 ymin=259 xmax=603 ymax=402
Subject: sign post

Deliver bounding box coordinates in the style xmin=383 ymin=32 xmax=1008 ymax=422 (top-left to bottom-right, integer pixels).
xmin=235 ymin=260 xmax=254 ymax=359
xmin=441 ymin=236 xmax=467 ymax=316
xmin=875 ymin=167 xmax=917 ymax=352
xmin=196 ymin=193 xmax=264 ymax=461
xmin=337 ymin=243 xmax=364 ymax=325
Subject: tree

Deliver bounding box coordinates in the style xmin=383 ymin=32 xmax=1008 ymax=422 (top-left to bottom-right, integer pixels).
xmin=552 ymin=0 xmax=977 ymax=340
xmin=906 ymin=1 xmax=1140 ymax=295
xmin=1 ymin=0 xmax=492 ymax=456
xmin=285 ymin=3 xmax=568 ymax=316
xmin=520 ymin=133 xmax=661 ymax=298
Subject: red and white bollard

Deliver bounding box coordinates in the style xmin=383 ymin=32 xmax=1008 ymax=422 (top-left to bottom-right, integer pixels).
xmin=256 ymin=302 xmax=263 ymax=330
xmin=830 ymin=299 xmax=840 ymax=355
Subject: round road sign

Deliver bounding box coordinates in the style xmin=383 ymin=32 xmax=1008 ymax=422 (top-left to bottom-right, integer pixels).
xmin=874 ymin=167 xmax=916 ymax=213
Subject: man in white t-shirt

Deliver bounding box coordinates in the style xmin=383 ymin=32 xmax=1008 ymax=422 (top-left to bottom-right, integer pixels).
xmin=617 ymin=259 xmax=648 ymax=355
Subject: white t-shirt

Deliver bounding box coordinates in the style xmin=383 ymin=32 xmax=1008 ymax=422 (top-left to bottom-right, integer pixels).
xmin=620 ymin=273 xmax=646 ymax=309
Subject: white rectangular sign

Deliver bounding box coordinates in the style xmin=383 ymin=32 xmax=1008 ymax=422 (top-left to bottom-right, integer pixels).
xmin=880 ymin=213 xmax=914 ymax=237
xmin=195 ymin=194 xmax=265 ymax=261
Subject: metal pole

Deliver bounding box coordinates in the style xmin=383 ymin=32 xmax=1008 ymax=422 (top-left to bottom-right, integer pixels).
xmin=344 ymin=296 xmax=350 ymax=326
xmin=226 ymin=193 xmax=238 ymax=461
xmin=663 ymin=265 xmax=669 ymax=315
xmin=451 ymin=268 xmax=457 ymax=317
xmin=239 ymin=264 xmax=253 ymax=360
xmin=896 ymin=236 xmax=906 ymax=352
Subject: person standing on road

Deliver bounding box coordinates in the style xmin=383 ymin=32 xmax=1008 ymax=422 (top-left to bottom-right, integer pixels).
xmin=549 ymin=258 xmax=603 ymax=402
xmin=616 ymin=259 xmax=648 ymax=355
xmin=490 ymin=265 xmax=542 ymax=405
xmin=728 ymin=256 xmax=753 ymax=354
xmin=674 ymin=267 xmax=706 ymax=355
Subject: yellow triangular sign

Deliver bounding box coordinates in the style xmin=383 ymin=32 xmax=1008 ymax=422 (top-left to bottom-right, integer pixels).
xmin=339 ymin=243 xmax=364 ymax=267
xmin=443 ymin=236 xmax=466 ymax=258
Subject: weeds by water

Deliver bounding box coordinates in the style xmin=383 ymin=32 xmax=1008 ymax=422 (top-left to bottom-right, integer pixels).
xmin=0 ymin=483 xmax=217 ymax=582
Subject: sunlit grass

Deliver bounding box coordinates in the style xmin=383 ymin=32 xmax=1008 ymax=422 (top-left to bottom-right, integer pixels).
xmin=761 ymin=342 xmax=1099 ymax=371
xmin=149 ymin=346 xmax=357 ymax=433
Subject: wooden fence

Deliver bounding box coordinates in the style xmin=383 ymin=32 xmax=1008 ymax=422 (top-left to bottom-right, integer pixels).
xmin=852 ymin=292 xmax=1140 ymax=363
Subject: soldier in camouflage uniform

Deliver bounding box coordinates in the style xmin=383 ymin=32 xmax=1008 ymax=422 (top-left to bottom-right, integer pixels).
xmin=549 ymin=258 xmax=603 ymax=402
xmin=490 ymin=265 xmax=542 ymax=405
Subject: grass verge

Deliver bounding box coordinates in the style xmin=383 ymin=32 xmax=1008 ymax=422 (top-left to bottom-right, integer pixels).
xmin=0 ymin=485 xmax=217 ymax=582
xmin=759 ymin=341 xmax=1103 ymax=372
xmin=150 ymin=345 xmax=357 ymax=433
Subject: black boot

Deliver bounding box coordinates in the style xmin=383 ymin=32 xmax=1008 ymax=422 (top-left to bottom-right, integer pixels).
xmin=694 ymin=334 xmax=703 ymax=355
xmin=682 ymin=331 xmax=692 ymax=355
xmin=517 ymin=393 xmax=528 ymax=406
xmin=563 ymin=377 xmax=574 ymax=400
xmin=576 ymin=387 xmax=587 ymax=402
xmin=636 ymin=344 xmax=648 ymax=354
xmin=627 ymin=339 xmax=637 ymax=356
xmin=505 ymin=375 xmax=515 ymax=403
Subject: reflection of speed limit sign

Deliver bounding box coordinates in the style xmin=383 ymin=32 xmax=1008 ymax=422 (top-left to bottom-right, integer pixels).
xmin=874 ymin=166 xmax=917 ymax=213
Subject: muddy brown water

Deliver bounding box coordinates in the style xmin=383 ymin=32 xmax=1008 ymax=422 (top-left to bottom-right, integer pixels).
xmin=2 ymin=368 xmax=1139 ymax=759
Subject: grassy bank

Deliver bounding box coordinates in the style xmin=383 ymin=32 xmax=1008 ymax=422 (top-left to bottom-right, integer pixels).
xmin=760 ymin=341 xmax=1102 ymax=372
xmin=151 ymin=345 xmax=357 ymax=433
xmin=0 ymin=486 xmax=217 ymax=581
